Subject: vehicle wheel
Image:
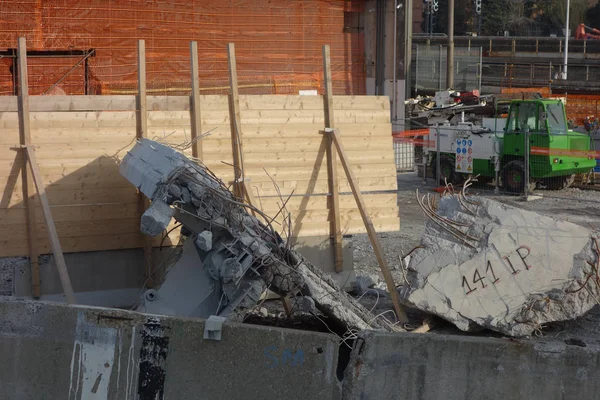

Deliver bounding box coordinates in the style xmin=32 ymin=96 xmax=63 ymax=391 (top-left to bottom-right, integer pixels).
xmin=544 ymin=174 xmax=576 ymax=190
xmin=501 ymin=160 xmax=535 ymax=193
xmin=434 ymin=155 xmax=465 ymax=186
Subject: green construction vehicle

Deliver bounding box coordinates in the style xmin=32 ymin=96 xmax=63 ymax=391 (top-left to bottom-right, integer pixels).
xmin=423 ymin=99 xmax=597 ymax=192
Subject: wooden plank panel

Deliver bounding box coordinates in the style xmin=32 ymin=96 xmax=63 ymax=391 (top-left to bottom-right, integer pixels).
xmin=0 ymin=217 xmax=141 ymax=239
xmin=0 ymin=176 xmax=396 ymax=210
xmin=0 ymin=215 xmax=397 ymax=257
xmin=236 ymin=95 xmax=390 ymax=111
xmin=246 ymin=179 xmax=397 ymax=196
xmin=0 ymin=93 xmax=398 ymax=257
xmin=0 ymin=203 xmax=140 ymax=225
xmin=189 ymin=137 xmax=393 ymax=154
xmin=0 ymin=95 xmax=389 ymax=113
xmin=254 ymin=193 xmax=398 ymax=212
xmin=0 ymin=171 xmax=130 ymax=192
xmin=281 ymin=218 xmax=399 ymax=238
xmin=201 ymin=150 xmax=394 ymax=167
xmin=143 ymin=109 xmax=390 ymax=127
xmin=0 ymin=143 xmax=135 ymax=160
xmin=1 ymin=122 xmax=391 ymax=144
xmin=0 ymin=156 xmax=125 ymax=174
xmin=269 ymin=208 xmax=399 ymax=225
xmin=130 ymin=123 xmax=392 ymax=141
xmin=2 ymin=187 xmax=138 ymax=208
xmin=0 ymin=232 xmax=147 ymax=257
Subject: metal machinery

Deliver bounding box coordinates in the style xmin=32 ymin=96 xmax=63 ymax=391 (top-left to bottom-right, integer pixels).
xmin=575 ymin=23 xmax=600 ymax=40
xmin=422 ymin=99 xmax=597 ymax=192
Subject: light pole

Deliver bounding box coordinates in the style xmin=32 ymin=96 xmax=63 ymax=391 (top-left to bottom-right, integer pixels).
xmin=447 ymin=0 xmax=454 ymax=88
xmin=563 ymin=0 xmax=570 ymax=79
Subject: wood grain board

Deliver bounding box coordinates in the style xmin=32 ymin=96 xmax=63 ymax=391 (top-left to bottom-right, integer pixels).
xmin=0 ymin=94 xmax=399 ymax=257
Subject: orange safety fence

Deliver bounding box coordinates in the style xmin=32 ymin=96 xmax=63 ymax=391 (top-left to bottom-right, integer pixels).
xmin=393 ymin=130 xmax=434 ymax=147
xmin=500 ymin=87 xmax=600 ymax=126
xmin=530 ymin=147 xmax=600 ymax=159
xmin=500 ymin=87 xmax=552 ymax=97
xmin=564 ymin=94 xmax=600 ymax=125
xmin=0 ymin=0 xmax=366 ymax=96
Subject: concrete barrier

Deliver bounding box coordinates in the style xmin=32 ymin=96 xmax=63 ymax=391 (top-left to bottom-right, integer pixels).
xmin=0 ymin=298 xmax=341 ymax=400
xmin=343 ymin=331 xmax=600 ymax=400
xmin=4 ymin=298 xmax=600 ymax=400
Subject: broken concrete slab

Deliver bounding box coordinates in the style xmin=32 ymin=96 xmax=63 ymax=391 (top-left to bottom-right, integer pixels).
xmin=122 ymin=138 xmax=398 ymax=332
xmin=141 ymin=199 xmax=174 ymax=236
xmin=400 ymin=192 xmax=600 ymax=337
xmin=195 ymin=230 xmax=212 ymax=251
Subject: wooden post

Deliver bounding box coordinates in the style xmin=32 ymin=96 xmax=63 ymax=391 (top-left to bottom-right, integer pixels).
xmin=227 ymin=43 xmax=245 ymax=200
xmin=136 ymin=39 xmax=154 ymax=286
xmin=190 ymin=41 xmax=203 ymax=159
xmin=137 ymin=40 xmax=148 ymax=140
xmin=322 ymin=45 xmax=343 ymax=273
xmin=25 ymin=147 xmax=76 ymax=304
xmin=17 ymin=37 xmax=41 ymax=298
xmin=329 ymin=129 xmax=408 ymax=323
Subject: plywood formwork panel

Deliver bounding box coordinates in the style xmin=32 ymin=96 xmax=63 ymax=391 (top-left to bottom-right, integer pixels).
xmin=0 ymin=95 xmax=389 ymax=113
xmin=0 ymin=94 xmax=399 ymax=257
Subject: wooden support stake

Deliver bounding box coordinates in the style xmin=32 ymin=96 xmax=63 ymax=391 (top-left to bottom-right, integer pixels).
xmin=17 ymin=37 xmax=41 ymax=298
xmin=330 ymin=129 xmax=408 ymax=323
xmin=189 ymin=41 xmax=203 ymax=159
xmin=25 ymin=147 xmax=76 ymax=304
xmin=227 ymin=43 xmax=245 ymax=200
xmin=225 ymin=45 xmax=255 ymax=217
xmin=242 ymin=180 xmax=258 ymax=217
xmin=322 ymin=45 xmax=344 ymax=273
xmin=281 ymin=295 xmax=293 ymax=317
xmin=136 ymin=39 xmax=154 ymax=286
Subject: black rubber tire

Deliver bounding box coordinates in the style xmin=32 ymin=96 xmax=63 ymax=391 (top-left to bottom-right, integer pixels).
xmin=501 ymin=160 xmax=529 ymax=193
xmin=544 ymin=174 xmax=575 ymax=190
xmin=434 ymin=155 xmax=465 ymax=186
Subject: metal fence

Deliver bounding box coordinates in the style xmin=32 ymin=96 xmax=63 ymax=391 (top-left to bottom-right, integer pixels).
xmin=413 ymin=45 xmax=482 ymax=94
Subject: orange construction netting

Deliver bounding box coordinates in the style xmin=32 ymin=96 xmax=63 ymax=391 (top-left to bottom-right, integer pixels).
xmin=500 ymin=87 xmax=600 ymax=125
xmin=0 ymin=0 xmax=366 ymax=96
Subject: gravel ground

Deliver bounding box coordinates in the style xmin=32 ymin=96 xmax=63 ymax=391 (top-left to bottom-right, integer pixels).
xmin=352 ymin=171 xmax=600 ymax=340
xmin=0 ymin=257 xmax=24 ymax=296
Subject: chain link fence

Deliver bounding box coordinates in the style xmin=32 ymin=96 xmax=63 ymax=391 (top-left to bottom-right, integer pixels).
xmin=413 ymin=45 xmax=482 ymax=94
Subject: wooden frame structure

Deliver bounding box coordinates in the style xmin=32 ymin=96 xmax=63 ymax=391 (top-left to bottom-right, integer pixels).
xmin=13 ymin=38 xmax=76 ymax=303
xmin=1 ymin=39 xmax=400 ymax=315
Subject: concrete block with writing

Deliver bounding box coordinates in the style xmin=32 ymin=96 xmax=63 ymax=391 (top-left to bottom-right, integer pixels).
xmin=400 ymin=195 xmax=600 ymax=337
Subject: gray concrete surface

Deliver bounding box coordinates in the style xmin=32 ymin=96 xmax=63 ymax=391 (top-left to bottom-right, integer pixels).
xmin=343 ymin=330 xmax=600 ymax=400
xmin=9 ymin=248 xmax=153 ymax=307
xmin=401 ymin=195 xmax=599 ymax=336
xmin=0 ymin=298 xmax=340 ymax=400
xmin=292 ymin=235 xmax=356 ymax=290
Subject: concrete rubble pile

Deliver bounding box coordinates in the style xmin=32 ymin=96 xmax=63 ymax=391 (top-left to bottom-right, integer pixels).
xmin=119 ymin=138 xmax=396 ymax=332
xmin=400 ymin=186 xmax=600 ymax=337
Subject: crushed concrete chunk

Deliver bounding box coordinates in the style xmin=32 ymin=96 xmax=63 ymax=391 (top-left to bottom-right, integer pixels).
xmin=291 ymin=296 xmax=317 ymax=314
xmin=140 ymin=199 xmax=174 ymax=236
xmin=168 ymin=184 xmax=182 ymax=199
xmin=195 ymin=231 xmax=212 ymax=251
xmin=121 ymin=138 xmax=397 ymax=332
xmin=400 ymin=193 xmax=600 ymax=337
xmin=220 ymin=258 xmax=244 ymax=283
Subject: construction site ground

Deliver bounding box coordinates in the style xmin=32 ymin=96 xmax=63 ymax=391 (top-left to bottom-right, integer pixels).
xmin=352 ymin=171 xmax=600 ymax=342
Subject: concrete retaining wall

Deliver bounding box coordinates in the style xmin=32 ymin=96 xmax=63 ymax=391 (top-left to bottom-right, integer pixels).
xmin=3 ymin=298 xmax=600 ymax=400
xmin=343 ymin=331 xmax=600 ymax=400
xmin=0 ymin=298 xmax=340 ymax=400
